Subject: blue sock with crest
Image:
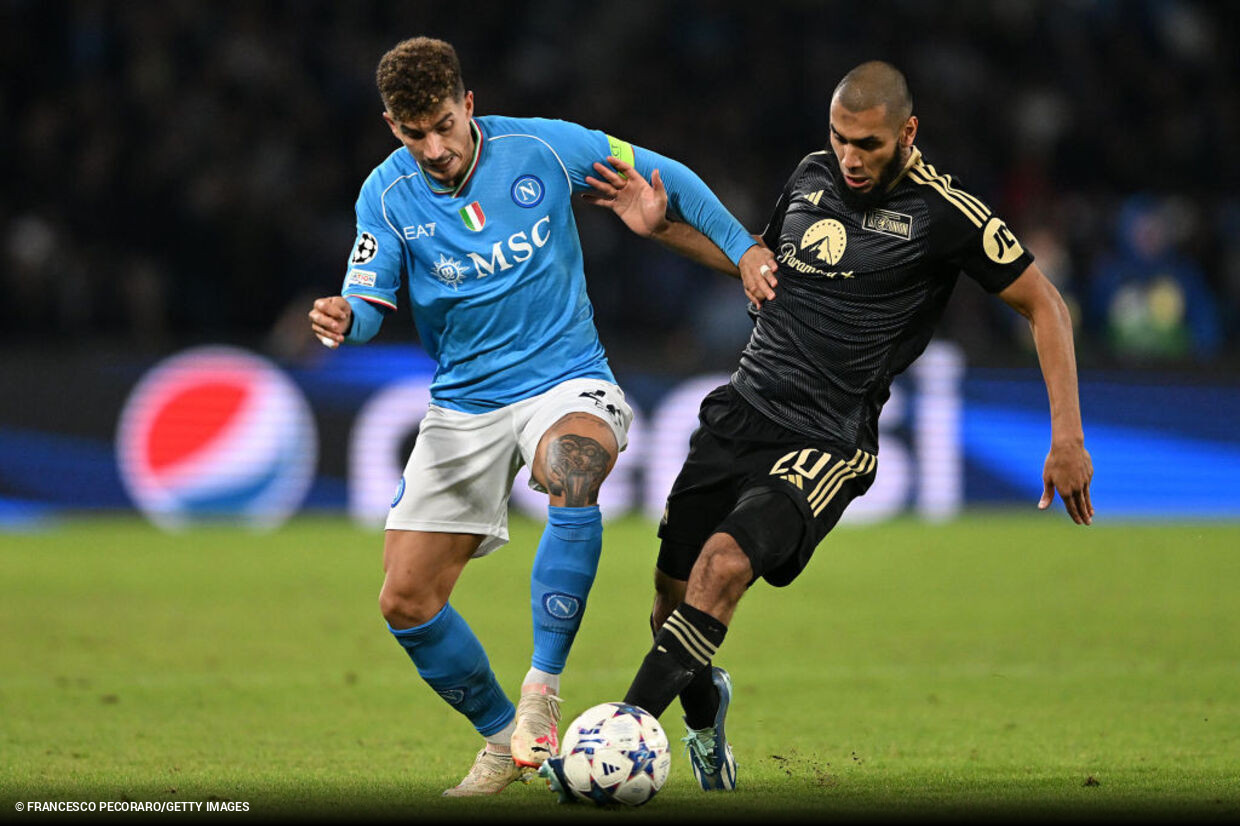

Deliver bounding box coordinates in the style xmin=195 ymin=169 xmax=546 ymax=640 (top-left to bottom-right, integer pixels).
xmin=388 ymin=602 xmax=514 ymax=737
xmin=529 ymin=505 xmax=604 ymax=674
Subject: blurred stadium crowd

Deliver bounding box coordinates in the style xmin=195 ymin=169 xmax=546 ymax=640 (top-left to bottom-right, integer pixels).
xmin=3 ymin=0 xmax=1237 ymax=372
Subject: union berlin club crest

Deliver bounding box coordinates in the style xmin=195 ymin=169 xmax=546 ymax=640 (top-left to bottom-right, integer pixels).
xmin=459 ymin=201 xmax=486 ymax=231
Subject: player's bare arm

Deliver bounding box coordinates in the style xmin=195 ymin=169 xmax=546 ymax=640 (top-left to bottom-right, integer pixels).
xmin=998 ymin=263 xmax=1094 ymax=525
xmin=583 ymin=156 xmax=779 ymax=306
xmin=308 ymin=296 xmax=352 ymax=347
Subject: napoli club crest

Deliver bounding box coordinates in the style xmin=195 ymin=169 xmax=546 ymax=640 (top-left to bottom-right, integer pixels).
xmin=511 ymin=175 xmax=544 ymax=208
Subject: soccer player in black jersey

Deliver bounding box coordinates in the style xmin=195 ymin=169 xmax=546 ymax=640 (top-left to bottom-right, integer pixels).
xmin=578 ymin=61 xmax=1093 ymax=791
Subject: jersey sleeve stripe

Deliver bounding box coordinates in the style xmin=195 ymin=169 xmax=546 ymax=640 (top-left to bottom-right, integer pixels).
xmin=345 ymin=293 xmax=398 ymax=311
xmin=921 ymin=162 xmax=991 ymax=216
xmin=910 ymin=162 xmax=992 ymax=224
xmin=909 ymin=167 xmax=989 ymax=224
xmin=908 ymin=168 xmax=989 ymax=227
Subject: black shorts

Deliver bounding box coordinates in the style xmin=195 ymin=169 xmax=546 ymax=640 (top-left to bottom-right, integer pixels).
xmin=656 ymin=383 xmax=876 ymax=587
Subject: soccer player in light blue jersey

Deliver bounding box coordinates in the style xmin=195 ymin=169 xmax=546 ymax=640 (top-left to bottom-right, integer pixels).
xmin=308 ymin=37 xmax=776 ymax=796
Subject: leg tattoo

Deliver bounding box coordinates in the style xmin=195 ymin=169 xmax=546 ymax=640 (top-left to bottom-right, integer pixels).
xmin=546 ymin=434 xmax=611 ymax=506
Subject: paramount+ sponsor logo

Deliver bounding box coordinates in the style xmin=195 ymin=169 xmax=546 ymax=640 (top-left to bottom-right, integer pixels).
xmin=777 ymin=218 xmax=854 ymax=278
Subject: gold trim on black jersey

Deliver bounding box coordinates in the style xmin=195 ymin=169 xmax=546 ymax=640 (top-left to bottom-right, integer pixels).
xmin=806 ymin=449 xmax=877 ymax=516
xmin=768 ymin=447 xmax=877 ymax=516
xmin=885 ymin=146 xmax=923 ymax=191
xmin=907 ymin=158 xmax=991 ymax=227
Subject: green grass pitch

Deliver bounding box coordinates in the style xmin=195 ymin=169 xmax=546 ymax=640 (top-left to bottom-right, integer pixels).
xmin=2 ymin=513 xmax=1238 ymax=821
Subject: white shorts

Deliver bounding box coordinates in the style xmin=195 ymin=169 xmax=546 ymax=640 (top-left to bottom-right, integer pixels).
xmin=385 ymin=378 xmax=633 ymax=557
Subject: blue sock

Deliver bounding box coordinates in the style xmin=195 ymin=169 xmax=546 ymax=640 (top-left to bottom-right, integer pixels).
xmin=530 ymin=505 xmax=604 ymax=674
xmin=388 ymin=603 xmax=514 ymax=737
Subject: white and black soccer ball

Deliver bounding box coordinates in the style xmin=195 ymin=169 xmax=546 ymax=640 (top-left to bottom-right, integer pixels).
xmin=556 ymin=702 xmax=671 ymax=806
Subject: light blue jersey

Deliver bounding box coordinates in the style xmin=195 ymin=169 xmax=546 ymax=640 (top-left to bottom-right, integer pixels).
xmin=341 ymin=115 xmax=755 ymax=412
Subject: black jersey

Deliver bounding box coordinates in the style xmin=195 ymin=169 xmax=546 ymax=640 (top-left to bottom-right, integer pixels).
xmin=731 ymin=147 xmax=1033 ymax=453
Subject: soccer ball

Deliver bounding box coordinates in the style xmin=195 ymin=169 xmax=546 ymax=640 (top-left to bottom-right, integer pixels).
xmin=555 ymin=702 xmax=671 ymax=806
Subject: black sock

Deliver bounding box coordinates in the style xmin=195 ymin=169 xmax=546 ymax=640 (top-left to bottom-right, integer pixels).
xmin=624 ymin=604 xmax=727 ymax=719
xmin=646 ymin=610 xmax=720 ymax=727
xmin=680 ymin=665 xmax=720 ymax=730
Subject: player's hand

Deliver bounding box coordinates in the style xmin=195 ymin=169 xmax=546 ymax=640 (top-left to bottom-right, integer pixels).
xmin=308 ymin=296 xmax=352 ymax=348
xmin=738 ymin=244 xmax=778 ymax=308
xmin=1039 ymin=440 xmax=1094 ymax=525
xmin=581 ymin=155 xmax=668 ymax=238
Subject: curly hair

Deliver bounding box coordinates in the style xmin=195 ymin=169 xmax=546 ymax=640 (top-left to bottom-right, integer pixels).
xmin=376 ymin=37 xmax=465 ymax=122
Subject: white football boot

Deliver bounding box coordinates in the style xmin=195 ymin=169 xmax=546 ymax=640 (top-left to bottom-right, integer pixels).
xmin=511 ymin=683 xmax=562 ymax=768
xmin=442 ymin=746 xmax=531 ymax=797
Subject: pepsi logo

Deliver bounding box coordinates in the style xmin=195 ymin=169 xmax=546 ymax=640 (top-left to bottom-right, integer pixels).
xmin=115 ymin=346 xmax=317 ymax=531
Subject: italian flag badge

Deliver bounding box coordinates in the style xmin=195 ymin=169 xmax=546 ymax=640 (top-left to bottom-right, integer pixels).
xmin=459 ymin=201 xmax=486 ymax=232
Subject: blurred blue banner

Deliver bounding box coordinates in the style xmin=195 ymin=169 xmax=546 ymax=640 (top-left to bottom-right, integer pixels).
xmin=964 ymin=371 xmax=1240 ymax=518
xmin=1 ymin=344 xmax=1237 ymax=530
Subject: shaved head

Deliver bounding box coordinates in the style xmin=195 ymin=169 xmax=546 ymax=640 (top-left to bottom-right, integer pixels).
xmin=826 ymin=61 xmax=918 ymax=208
xmin=832 ymin=61 xmax=913 ymax=129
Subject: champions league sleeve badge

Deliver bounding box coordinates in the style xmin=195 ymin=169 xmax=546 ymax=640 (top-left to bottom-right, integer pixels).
xmin=351 ymin=232 xmax=379 ymax=265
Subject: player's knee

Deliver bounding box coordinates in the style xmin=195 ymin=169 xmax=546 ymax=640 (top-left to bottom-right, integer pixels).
xmin=539 ymin=419 xmax=618 ymax=506
xmin=696 ymin=534 xmax=754 ymax=593
xmin=379 ymin=581 xmax=444 ymax=628
xmin=712 ymin=485 xmax=809 ymax=586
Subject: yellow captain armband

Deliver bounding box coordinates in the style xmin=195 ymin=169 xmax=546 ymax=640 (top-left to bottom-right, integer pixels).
xmin=605 ymin=135 xmax=635 ymax=177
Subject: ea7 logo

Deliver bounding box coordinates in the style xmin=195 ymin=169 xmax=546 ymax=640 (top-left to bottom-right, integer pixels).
xmin=467 ymin=215 xmax=551 ymax=276
xmin=403 ymin=222 xmax=436 ymax=240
